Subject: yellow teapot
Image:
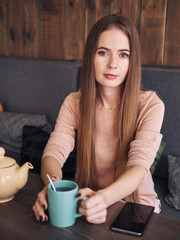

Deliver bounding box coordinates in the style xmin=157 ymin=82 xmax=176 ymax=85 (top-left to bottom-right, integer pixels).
xmin=0 ymin=147 xmax=33 ymax=203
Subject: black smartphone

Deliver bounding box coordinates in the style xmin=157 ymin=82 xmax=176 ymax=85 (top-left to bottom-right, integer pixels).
xmin=110 ymin=202 xmax=154 ymax=237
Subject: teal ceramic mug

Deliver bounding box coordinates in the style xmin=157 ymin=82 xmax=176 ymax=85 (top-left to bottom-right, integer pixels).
xmin=47 ymin=180 xmax=87 ymax=228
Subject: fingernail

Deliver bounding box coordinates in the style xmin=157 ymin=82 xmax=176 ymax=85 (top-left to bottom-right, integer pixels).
xmin=52 ymin=176 xmax=57 ymax=181
xmin=76 ymin=193 xmax=81 ymax=197
xmin=52 ymin=176 xmax=57 ymax=179
xmin=44 ymin=209 xmax=49 ymax=216
xmin=42 ymin=204 xmax=46 ymax=210
xmin=39 ymin=216 xmax=43 ymax=223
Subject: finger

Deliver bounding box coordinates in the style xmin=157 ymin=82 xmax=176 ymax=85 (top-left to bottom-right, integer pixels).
xmin=80 ymin=198 xmax=106 ymax=216
xmin=87 ymin=216 xmax=106 ymax=224
xmin=86 ymin=209 xmax=107 ymax=224
xmin=77 ymin=188 xmax=95 ymax=199
xmin=37 ymin=186 xmax=48 ymax=210
xmin=81 ymin=192 xmax=105 ymax=209
xmin=33 ymin=199 xmax=48 ymax=222
xmin=51 ymin=176 xmax=60 ymax=181
xmin=32 ymin=186 xmax=48 ymax=222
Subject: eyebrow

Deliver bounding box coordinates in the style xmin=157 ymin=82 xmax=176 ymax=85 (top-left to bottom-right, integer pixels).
xmin=97 ymin=47 xmax=130 ymax=52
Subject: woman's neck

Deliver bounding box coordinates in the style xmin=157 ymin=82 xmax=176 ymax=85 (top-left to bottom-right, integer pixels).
xmin=97 ymin=85 xmax=121 ymax=110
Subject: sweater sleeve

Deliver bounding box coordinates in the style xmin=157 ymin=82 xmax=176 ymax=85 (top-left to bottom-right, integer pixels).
xmin=126 ymin=91 xmax=165 ymax=173
xmin=42 ymin=92 xmax=80 ymax=168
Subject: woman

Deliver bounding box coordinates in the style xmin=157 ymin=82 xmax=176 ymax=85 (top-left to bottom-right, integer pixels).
xmin=33 ymin=13 xmax=164 ymax=224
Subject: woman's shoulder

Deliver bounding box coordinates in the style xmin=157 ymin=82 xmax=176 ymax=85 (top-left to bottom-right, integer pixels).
xmin=65 ymin=91 xmax=80 ymax=100
xmin=58 ymin=91 xmax=80 ymax=125
xmin=137 ymin=90 xmax=165 ymax=132
xmin=139 ymin=90 xmax=164 ymax=108
xmin=64 ymin=91 xmax=80 ymax=105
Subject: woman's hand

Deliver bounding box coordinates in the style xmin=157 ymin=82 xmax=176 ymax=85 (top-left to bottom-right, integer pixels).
xmin=32 ymin=176 xmax=58 ymax=222
xmin=32 ymin=186 xmax=48 ymax=222
xmin=77 ymin=188 xmax=107 ymax=224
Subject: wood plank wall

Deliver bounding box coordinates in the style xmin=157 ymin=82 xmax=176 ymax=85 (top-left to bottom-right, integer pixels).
xmin=0 ymin=0 xmax=179 ymax=66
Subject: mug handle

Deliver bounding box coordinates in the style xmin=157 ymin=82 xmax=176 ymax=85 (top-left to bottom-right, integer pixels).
xmin=75 ymin=196 xmax=88 ymax=218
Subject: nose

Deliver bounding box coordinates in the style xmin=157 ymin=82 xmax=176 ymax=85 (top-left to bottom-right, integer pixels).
xmin=108 ymin=55 xmax=117 ymax=69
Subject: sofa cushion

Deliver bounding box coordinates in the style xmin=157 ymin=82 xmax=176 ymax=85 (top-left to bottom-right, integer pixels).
xmin=21 ymin=125 xmax=76 ymax=178
xmin=0 ymin=112 xmax=52 ymax=155
xmin=165 ymin=155 xmax=180 ymax=210
xmin=153 ymin=176 xmax=180 ymax=220
xmin=151 ymin=141 xmax=166 ymax=174
xmin=21 ymin=126 xmax=50 ymax=174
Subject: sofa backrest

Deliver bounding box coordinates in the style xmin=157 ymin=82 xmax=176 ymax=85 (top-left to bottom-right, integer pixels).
xmin=0 ymin=57 xmax=81 ymax=127
xmin=142 ymin=66 xmax=180 ymax=178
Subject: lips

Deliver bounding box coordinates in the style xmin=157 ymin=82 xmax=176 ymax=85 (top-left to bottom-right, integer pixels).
xmin=104 ymin=73 xmax=118 ymax=79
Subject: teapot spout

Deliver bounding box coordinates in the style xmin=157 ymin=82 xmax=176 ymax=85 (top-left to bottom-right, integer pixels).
xmin=15 ymin=162 xmax=34 ymax=190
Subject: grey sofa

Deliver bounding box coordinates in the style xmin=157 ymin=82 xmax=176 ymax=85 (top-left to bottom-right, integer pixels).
xmin=0 ymin=57 xmax=180 ymax=220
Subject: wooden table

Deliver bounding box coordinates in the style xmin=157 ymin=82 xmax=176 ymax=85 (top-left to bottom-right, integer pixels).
xmin=0 ymin=172 xmax=180 ymax=240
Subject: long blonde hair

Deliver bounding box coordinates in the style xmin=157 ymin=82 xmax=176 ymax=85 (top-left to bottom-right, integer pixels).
xmin=76 ymin=14 xmax=141 ymax=202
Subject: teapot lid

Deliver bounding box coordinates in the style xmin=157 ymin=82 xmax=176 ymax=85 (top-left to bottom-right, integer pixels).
xmin=0 ymin=147 xmax=16 ymax=169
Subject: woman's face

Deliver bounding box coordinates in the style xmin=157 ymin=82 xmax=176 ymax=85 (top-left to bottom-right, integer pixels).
xmin=94 ymin=27 xmax=130 ymax=90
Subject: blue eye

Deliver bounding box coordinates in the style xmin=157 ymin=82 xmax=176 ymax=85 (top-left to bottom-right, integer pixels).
xmin=120 ymin=53 xmax=129 ymax=58
xmin=99 ymin=51 xmax=107 ymax=56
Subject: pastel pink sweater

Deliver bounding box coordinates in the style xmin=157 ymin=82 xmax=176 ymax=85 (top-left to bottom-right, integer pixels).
xmin=43 ymin=90 xmax=165 ymax=211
